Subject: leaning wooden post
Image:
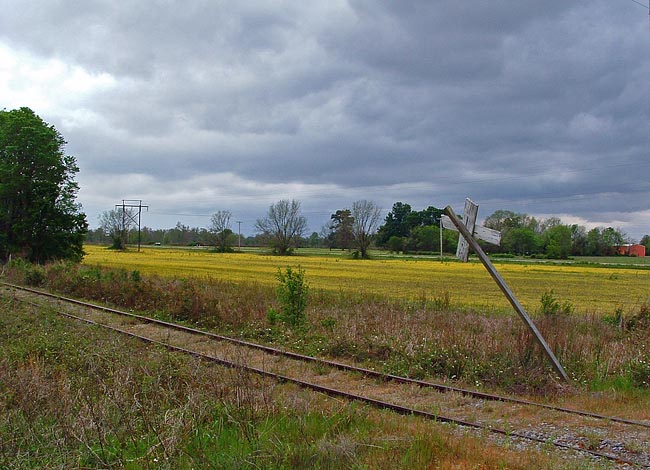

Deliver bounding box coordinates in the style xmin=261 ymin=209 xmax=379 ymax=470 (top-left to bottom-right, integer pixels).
xmin=443 ymin=204 xmax=570 ymax=383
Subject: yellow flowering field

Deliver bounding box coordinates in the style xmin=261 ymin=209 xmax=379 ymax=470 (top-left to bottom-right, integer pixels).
xmin=83 ymin=245 xmax=650 ymax=315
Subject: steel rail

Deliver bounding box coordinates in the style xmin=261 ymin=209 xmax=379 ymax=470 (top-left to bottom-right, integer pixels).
xmin=3 ymin=281 xmax=650 ymax=431
xmin=9 ymin=293 xmax=646 ymax=468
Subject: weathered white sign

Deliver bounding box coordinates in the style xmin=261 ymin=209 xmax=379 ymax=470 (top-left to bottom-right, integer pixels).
xmin=441 ymin=198 xmax=501 ymax=262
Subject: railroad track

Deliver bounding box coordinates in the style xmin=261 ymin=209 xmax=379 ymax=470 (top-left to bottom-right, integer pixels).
xmin=2 ymin=281 xmax=649 ymax=467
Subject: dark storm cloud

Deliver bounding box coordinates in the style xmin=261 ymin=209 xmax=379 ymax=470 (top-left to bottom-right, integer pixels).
xmin=1 ymin=1 xmax=649 ymax=237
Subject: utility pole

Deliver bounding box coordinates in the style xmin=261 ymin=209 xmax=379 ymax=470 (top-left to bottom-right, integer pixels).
xmin=237 ymin=221 xmax=242 ymax=251
xmin=439 ymin=217 xmax=443 ymax=261
xmin=115 ymin=200 xmax=149 ymax=251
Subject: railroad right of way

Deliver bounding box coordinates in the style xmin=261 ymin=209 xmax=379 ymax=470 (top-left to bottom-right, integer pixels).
xmin=2 ymin=282 xmax=649 ymax=467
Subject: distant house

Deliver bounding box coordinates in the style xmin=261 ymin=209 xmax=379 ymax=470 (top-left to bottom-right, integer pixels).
xmin=615 ymin=244 xmax=646 ymax=257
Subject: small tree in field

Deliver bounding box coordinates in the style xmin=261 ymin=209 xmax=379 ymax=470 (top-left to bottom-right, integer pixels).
xmin=99 ymin=209 xmax=136 ymax=250
xmin=255 ymin=199 xmax=307 ymax=255
xmin=209 ymin=210 xmax=234 ymax=252
xmin=351 ymin=200 xmax=382 ymax=258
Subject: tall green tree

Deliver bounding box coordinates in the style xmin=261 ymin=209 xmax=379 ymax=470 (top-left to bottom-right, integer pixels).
xmin=570 ymin=224 xmax=588 ymax=256
xmin=543 ymin=225 xmax=572 ymax=259
xmin=376 ymin=202 xmax=412 ymax=245
xmin=329 ymin=209 xmax=354 ymax=250
xmin=410 ymin=225 xmax=439 ymax=252
xmin=584 ymin=226 xmax=627 ymax=256
xmin=418 ymin=206 xmax=444 ymax=227
xmin=601 ymin=227 xmax=626 ymax=255
xmin=0 ymin=107 xmax=87 ymax=262
xmin=376 ymin=202 xmax=444 ymax=249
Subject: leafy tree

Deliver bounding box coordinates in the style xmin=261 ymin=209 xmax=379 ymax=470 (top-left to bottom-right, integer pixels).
xmin=209 ymin=210 xmax=234 ymax=252
xmin=640 ymin=235 xmax=650 ymax=254
xmin=585 ymin=228 xmax=605 ymax=256
xmin=484 ymin=210 xmax=538 ymax=236
xmin=0 ymin=107 xmax=87 ymax=262
xmin=502 ymin=227 xmax=540 ymax=255
xmin=539 ymin=217 xmax=562 ymax=232
xmin=162 ymin=222 xmax=210 ymax=246
xmin=386 ymin=235 xmax=406 ymax=253
xmin=601 ymin=227 xmax=627 ymax=255
xmin=308 ymin=232 xmax=322 ymax=247
xmin=329 ymin=209 xmax=355 ymax=250
xmin=376 ymin=203 xmax=444 ymax=250
xmin=376 ymin=202 xmax=412 ymax=245
xmin=418 ymin=206 xmax=444 ymax=227
xmin=543 ymin=225 xmax=572 ymax=259
xmin=255 ymin=199 xmax=307 ymax=255
xmin=351 ymin=200 xmax=381 ymax=258
xmin=584 ymin=226 xmax=627 ymax=256
xmin=269 ymin=266 xmax=309 ymax=327
xmin=570 ymin=224 xmax=588 ymax=256
xmin=441 ymin=228 xmax=459 ymax=255
xmin=409 ymin=225 xmax=440 ymax=252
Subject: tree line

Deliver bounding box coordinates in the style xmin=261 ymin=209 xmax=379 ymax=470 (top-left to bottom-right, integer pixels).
xmin=90 ymin=199 xmax=384 ymax=258
xmin=481 ymin=210 xmax=635 ymax=258
xmin=89 ymin=200 xmax=646 ymax=259
xmin=374 ymin=204 xmax=639 ymax=259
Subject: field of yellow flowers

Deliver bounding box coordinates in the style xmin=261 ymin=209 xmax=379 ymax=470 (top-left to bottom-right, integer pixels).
xmin=83 ymin=245 xmax=650 ymax=315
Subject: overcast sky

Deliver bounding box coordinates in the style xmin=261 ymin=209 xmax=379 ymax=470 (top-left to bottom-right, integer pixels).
xmin=1 ymin=1 xmax=649 ymax=240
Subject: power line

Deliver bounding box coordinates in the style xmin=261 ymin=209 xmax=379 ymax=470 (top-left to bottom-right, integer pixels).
xmin=628 ymin=0 xmax=649 ymax=9
xmin=627 ymin=0 xmax=650 ymax=27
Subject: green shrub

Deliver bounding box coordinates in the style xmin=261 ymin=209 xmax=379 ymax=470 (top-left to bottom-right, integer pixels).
xmin=539 ymin=290 xmax=573 ymax=316
xmin=273 ymin=266 xmax=309 ymax=328
xmin=24 ymin=263 xmax=47 ymax=287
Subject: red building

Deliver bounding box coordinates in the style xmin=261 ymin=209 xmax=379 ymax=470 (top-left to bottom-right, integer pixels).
xmin=615 ymin=244 xmax=646 ymax=257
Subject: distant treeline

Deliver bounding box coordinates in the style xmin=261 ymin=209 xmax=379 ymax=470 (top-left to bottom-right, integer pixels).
xmin=84 ymin=222 xmax=324 ymax=248
xmin=375 ymin=203 xmax=648 ymax=259
xmin=86 ymin=202 xmax=650 ymax=259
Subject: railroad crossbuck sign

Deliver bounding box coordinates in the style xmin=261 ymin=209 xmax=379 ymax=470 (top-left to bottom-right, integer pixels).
xmin=442 ymin=198 xmax=570 ymax=383
xmin=441 ymin=198 xmax=501 ymax=262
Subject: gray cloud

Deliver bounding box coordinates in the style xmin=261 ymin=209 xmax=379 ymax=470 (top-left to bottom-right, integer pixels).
xmin=1 ymin=1 xmax=649 ymax=239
